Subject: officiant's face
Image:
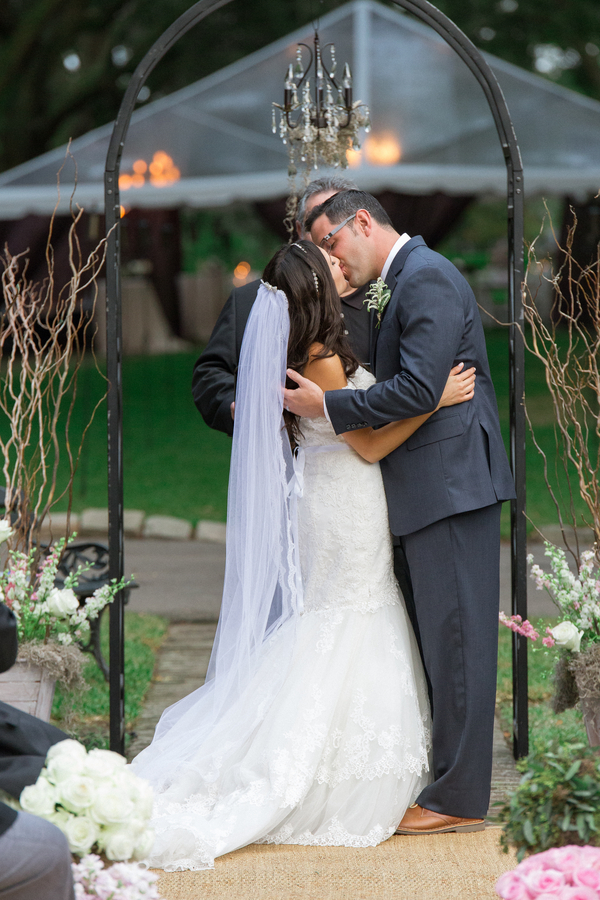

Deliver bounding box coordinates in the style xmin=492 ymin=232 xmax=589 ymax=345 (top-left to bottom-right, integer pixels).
xmin=310 ymin=212 xmax=376 ymax=288
xmin=298 ymin=190 xmax=337 ymax=239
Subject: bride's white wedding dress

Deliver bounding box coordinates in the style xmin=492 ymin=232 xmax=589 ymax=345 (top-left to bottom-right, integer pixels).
xmin=133 ymin=367 xmax=431 ymax=872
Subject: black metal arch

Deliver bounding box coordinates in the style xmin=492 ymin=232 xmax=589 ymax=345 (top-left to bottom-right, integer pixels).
xmin=105 ymin=0 xmax=528 ymax=758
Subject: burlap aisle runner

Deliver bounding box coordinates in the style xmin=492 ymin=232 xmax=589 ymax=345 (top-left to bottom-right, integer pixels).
xmin=155 ymin=827 xmax=515 ymax=900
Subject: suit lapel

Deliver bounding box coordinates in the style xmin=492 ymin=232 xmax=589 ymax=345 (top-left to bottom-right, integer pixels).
xmin=371 ymin=236 xmax=427 ymax=374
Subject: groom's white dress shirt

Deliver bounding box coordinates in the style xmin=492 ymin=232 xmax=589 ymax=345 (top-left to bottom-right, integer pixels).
xmin=381 ymin=233 xmax=411 ymax=283
xmin=323 ymin=232 xmax=411 ymax=422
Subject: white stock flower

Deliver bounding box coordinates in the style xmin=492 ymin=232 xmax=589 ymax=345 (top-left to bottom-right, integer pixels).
xmin=100 ymin=826 xmax=136 ymax=861
xmin=46 ymin=586 xmax=79 ymax=618
xmin=0 ymin=520 xmax=13 ymax=544
xmin=551 ymin=620 xmax=584 ymax=652
xmin=64 ymin=815 xmax=99 ymax=855
xmin=20 ymin=777 xmax=57 ymax=817
xmin=58 ymin=775 xmax=96 ymax=813
xmin=132 ymin=827 xmax=155 ymax=860
xmin=90 ymin=787 xmax=134 ymax=826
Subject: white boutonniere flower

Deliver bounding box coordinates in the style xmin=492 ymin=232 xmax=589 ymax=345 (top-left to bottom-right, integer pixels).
xmin=364 ymin=277 xmax=391 ymax=327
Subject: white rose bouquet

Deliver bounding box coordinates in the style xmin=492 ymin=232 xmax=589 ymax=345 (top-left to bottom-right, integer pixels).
xmin=20 ymin=739 xmax=154 ymax=861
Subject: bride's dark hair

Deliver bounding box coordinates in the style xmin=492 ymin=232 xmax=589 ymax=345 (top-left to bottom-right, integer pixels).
xmin=262 ymin=239 xmax=359 ymax=445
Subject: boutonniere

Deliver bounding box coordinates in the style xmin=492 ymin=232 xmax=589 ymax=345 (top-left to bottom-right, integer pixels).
xmin=364 ymin=277 xmax=391 ymax=328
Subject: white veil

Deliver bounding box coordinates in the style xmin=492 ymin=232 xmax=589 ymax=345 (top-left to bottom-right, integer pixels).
xmin=132 ymin=282 xmax=303 ymax=789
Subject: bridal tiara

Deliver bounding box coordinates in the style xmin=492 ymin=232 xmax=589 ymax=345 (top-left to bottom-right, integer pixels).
xmin=291 ymin=243 xmax=319 ymax=295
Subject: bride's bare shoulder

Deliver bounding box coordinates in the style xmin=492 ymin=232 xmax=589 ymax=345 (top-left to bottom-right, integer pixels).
xmin=303 ymin=344 xmax=347 ymax=391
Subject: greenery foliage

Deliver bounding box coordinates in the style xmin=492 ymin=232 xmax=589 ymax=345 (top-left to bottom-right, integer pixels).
xmin=497 ymin=741 xmax=600 ymax=860
xmin=16 ymin=327 xmax=583 ymax=534
xmin=180 ymin=205 xmax=281 ymax=275
xmin=51 ymin=612 xmax=168 ymax=750
xmin=497 ymin=616 xmax=588 ymax=748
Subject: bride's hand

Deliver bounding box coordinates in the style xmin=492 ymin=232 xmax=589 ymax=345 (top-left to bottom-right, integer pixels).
xmin=437 ymin=362 xmax=476 ymax=409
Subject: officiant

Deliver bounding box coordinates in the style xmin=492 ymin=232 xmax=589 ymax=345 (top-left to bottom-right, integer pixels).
xmin=192 ymin=175 xmax=374 ymax=436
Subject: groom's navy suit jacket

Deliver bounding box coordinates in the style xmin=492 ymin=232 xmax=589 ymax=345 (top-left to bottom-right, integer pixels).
xmin=325 ymin=236 xmax=516 ymax=536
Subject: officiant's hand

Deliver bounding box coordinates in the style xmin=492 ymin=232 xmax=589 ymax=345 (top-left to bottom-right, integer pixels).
xmin=284 ymin=370 xmax=325 ymax=418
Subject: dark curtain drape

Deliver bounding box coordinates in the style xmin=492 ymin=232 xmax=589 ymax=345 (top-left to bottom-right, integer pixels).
xmin=255 ymin=190 xmax=474 ymax=248
xmin=0 ymin=208 xmax=182 ymax=336
xmin=120 ymin=208 xmax=182 ymax=336
xmin=0 ymin=214 xmax=100 ymax=307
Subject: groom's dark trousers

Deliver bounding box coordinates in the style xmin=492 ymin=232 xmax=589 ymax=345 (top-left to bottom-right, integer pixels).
xmin=325 ymin=236 xmax=516 ymax=820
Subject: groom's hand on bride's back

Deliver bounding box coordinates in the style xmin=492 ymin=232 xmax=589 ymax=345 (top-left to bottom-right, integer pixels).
xmin=284 ymin=370 xmax=326 ymax=418
xmin=437 ymin=363 xmax=476 ymax=409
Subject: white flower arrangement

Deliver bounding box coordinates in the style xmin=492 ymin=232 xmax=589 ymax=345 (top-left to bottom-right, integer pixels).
xmin=363 ymin=277 xmax=392 ymax=327
xmin=529 ymin=543 xmax=600 ymax=645
xmin=73 ymin=854 xmax=161 ymax=900
xmin=500 ymin=543 xmax=600 ymax=654
xmin=3 ymin=535 xmax=129 ymax=649
xmin=20 ymin=739 xmax=154 ymax=861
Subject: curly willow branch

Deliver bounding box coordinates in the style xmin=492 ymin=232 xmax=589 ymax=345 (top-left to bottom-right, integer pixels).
xmin=522 ymin=202 xmax=600 ymax=566
xmin=0 ymin=206 xmax=109 ymax=562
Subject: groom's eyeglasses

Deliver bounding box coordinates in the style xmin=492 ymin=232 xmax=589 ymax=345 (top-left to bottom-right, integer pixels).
xmin=320 ymin=213 xmax=357 ymax=253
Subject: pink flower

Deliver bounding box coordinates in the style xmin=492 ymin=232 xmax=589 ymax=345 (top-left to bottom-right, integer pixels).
xmin=561 ymin=888 xmax=600 ymax=900
xmin=517 ymin=855 xmax=551 ymax=874
xmin=543 ymin=637 xmax=556 ymax=647
xmin=534 ymin=895 xmax=573 ymax=900
xmin=574 ymin=870 xmax=600 ymax=891
xmin=524 ymin=868 xmax=566 ymax=895
xmin=498 ymin=613 xmax=540 ymax=642
xmin=544 ymin=847 xmax=586 ymax=873
xmin=578 ymin=848 xmax=600 ymax=871
xmin=496 ymin=870 xmax=532 ymax=899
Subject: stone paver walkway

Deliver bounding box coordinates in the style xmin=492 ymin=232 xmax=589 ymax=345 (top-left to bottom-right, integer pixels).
xmin=127 ymin=621 xmax=520 ymax=820
xmin=89 ymin=532 xmax=569 ymax=623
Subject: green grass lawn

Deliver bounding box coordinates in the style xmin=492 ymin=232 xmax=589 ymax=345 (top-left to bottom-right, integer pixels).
xmin=51 ymin=612 xmax=168 ymax=750
xmin=26 ymin=328 xmax=587 ymax=539
xmin=497 ymin=616 xmax=588 ymax=750
xmin=48 ymin=350 xmax=233 ymax=523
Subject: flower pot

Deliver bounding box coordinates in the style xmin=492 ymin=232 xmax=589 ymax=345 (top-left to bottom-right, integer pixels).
xmin=0 ymin=659 xmax=56 ymax=721
xmin=580 ymin=697 xmax=600 ymax=747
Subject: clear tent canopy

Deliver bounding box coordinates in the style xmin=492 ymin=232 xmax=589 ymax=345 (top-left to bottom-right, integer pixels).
xmin=1 ymin=0 xmax=600 ymax=219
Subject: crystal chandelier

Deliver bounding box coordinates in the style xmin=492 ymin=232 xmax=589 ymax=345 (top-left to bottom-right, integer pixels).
xmin=272 ymin=29 xmax=371 ymax=175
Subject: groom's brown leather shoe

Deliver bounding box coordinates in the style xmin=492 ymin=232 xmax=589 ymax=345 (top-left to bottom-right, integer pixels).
xmin=395 ymin=803 xmax=485 ymax=834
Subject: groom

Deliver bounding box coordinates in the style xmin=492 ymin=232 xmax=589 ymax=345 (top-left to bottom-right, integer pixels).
xmin=285 ymin=190 xmax=516 ymax=833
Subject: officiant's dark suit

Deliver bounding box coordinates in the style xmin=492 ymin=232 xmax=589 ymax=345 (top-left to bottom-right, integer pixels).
xmin=324 ymin=234 xmax=516 ymax=820
xmin=192 ymin=279 xmax=373 ymax=436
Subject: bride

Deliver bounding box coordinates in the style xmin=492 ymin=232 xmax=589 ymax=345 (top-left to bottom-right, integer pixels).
xmin=131 ymin=240 xmax=476 ymax=871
